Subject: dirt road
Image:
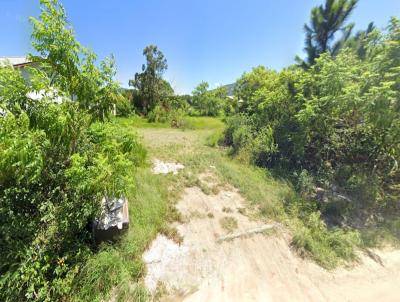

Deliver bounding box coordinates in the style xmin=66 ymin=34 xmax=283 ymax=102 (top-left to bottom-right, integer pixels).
xmin=144 ymin=178 xmax=400 ymax=302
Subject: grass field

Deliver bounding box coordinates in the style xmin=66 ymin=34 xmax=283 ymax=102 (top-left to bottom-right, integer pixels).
xmin=114 ymin=115 xmax=224 ymax=130
xmin=75 ymin=115 xmax=366 ymax=300
xmin=73 ymin=116 xmax=224 ymax=301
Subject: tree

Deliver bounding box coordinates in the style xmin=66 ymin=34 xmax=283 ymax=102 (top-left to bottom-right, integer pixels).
xmin=343 ymin=22 xmax=376 ymax=59
xmin=226 ymin=18 xmax=400 ymax=217
xmin=192 ymin=81 xmax=209 ymax=100
xmin=129 ymin=45 xmax=172 ymax=114
xmin=296 ymin=0 xmax=358 ymax=68
xmin=0 ymin=1 xmax=146 ymax=300
xmin=191 ymin=82 xmax=227 ymax=116
xmin=30 ymin=0 xmax=119 ymax=120
xmin=0 ymin=64 xmax=145 ymax=302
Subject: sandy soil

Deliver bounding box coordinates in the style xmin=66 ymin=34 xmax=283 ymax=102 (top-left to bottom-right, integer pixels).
xmin=143 ymin=176 xmax=400 ymax=302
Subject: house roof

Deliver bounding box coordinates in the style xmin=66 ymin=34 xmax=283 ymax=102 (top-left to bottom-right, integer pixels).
xmin=0 ymin=56 xmax=31 ymax=67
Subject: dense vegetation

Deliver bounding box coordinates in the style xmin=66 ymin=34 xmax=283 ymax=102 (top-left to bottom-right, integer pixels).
xmin=222 ymin=3 xmax=400 ymax=253
xmin=123 ymin=42 xmax=230 ymax=124
xmin=189 ymin=82 xmax=229 ymax=116
xmin=0 ymin=1 xmax=145 ymax=301
xmin=1 ymin=0 xmax=399 ymax=300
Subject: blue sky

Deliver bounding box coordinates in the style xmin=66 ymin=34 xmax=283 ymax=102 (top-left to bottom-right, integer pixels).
xmin=1 ymin=0 xmax=399 ymax=94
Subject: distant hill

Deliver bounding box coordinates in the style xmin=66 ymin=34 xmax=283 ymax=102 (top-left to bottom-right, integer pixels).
xmin=222 ymin=83 xmax=235 ymax=96
xmin=206 ymin=83 xmax=235 ymax=97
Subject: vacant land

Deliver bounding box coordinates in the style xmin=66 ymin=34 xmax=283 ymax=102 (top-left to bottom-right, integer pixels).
xmin=107 ymin=117 xmax=400 ymax=302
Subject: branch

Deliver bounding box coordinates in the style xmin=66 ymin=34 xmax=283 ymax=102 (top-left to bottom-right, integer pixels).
xmin=217 ymin=224 xmax=278 ymax=243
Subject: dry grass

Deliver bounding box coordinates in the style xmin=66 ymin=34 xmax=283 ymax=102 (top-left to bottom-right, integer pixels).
xmin=222 ymin=207 xmax=233 ymax=213
xmin=220 ymin=216 xmax=239 ymax=233
xmin=90 ymin=115 xmax=364 ymax=302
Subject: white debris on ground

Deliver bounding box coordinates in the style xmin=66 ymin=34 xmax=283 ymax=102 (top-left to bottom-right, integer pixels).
xmin=152 ymin=159 xmax=184 ymax=175
xmin=95 ymin=197 xmax=127 ymax=230
xmin=143 ymin=234 xmax=189 ymax=293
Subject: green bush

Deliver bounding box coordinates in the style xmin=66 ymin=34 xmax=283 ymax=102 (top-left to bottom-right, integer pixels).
xmin=147 ymin=105 xmax=190 ymax=129
xmin=223 ymin=115 xmax=252 ymax=147
xmin=206 ymin=129 xmax=224 ymax=147
xmin=294 ymin=169 xmax=315 ymax=196
xmin=169 ymin=109 xmax=186 ymax=128
xmin=115 ymin=95 xmax=133 ymax=117
xmin=251 ymin=126 xmax=277 ymax=166
xmin=0 ymin=1 xmax=148 ymax=301
xmin=232 ymin=125 xmax=253 ymax=153
xmin=191 ymin=82 xmax=227 ymax=116
xmin=147 ymin=104 xmax=169 ymax=123
xmin=291 ymin=211 xmax=360 ymax=269
xmin=0 ymin=101 xmax=145 ymax=301
xmin=223 ymin=18 xmax=400 ymax=225
xmin=345 ymin=173 xmax=380 ymax=205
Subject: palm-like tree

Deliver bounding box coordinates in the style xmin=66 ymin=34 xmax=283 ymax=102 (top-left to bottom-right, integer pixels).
xmin=296 ymin=0 xmax=358 ymax=68
xmin=342 ymin=22 xmax=376 ymax=60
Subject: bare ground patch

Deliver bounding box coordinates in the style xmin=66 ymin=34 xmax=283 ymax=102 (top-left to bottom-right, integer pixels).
xmin=152 ymin=159 xmax=185 ymax=175
xmin=143 ymin=172 xmax=400 ymax=302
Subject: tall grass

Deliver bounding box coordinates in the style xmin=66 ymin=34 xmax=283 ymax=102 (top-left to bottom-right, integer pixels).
xmin=214 ymin=155 xmax=361 ymax=269
xmin=153 ymin=127 xmax=362 ymax=270
xmin=112 ymin=116 xmax=170 ymax=129
xmin=73 ymin=168 xmax=178 ymax=301
xmin=113 ymin=116 xmax=225 ymax=131
xmin=76 ymin=115 xmax=365 ymax=302
xmin=181 ymin=116 xmax=225 ymax=130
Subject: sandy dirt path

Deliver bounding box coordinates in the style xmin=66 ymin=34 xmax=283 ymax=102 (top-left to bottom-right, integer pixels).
xmin=143 ymin=174 xmax=400 ymax=302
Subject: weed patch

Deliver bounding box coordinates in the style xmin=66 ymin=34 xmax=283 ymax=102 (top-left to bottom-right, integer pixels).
xmin=291 ymin=212 xmax=360 ymax=269
xmin=72 ymin=167 xmax=180 ymax=300
xmin=220 ymin=217 xmax=239 ymax=233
